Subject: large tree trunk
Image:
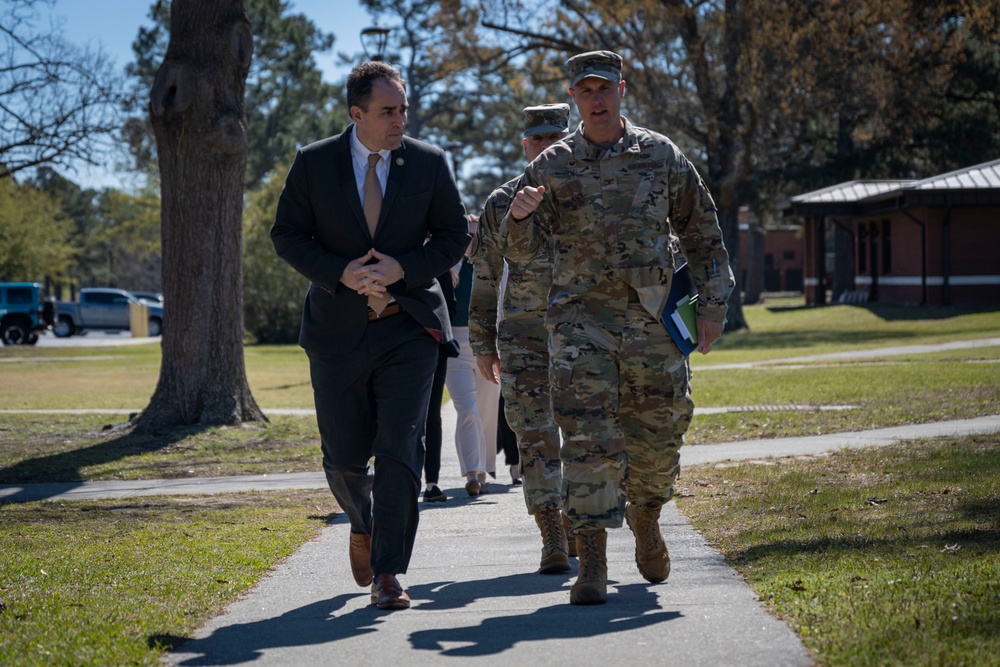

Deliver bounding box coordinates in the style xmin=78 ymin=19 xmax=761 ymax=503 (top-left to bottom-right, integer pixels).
xmin=136 ymin=0 xmax=265 ymax=433
xmin=673 ymin=0 xmax=748 ymax=332
xmin=716 ymin=199 xmax=747 ymax=331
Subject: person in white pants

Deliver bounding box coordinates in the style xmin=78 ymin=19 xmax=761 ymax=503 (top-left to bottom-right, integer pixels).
xmin=446 ymin=215 xmax=499 ymax=496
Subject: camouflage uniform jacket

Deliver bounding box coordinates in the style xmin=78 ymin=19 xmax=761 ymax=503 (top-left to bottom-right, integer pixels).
xmin=499 ymin=118 xmax=734 ymax=326
xmin=468 ymin=174 xmax=554 ymax=357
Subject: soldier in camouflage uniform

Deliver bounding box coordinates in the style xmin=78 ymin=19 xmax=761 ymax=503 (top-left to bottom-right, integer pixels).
xmin=500 ymin=51 xmax=735 ymax=605
xmin=469 ymin=103 xmax=573 ymax=575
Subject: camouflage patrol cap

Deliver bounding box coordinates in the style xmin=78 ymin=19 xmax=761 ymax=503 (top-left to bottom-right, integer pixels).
xmin=566 ymin=50 xmax=623 ymax=87
xmin=522 ymin=103 xmax=570 ymax=138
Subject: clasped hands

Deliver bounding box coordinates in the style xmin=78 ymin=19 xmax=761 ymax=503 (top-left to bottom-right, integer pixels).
xmin=341 ymin=249 xmax=403 ymax=296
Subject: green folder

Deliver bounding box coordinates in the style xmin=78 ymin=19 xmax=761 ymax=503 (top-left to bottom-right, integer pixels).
xmin=660 ymin=263 xmax=698 ymax=355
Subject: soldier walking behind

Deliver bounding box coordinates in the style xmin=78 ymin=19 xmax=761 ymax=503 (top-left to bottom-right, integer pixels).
xmin=469 ymin=103 xmax=574 ymax=575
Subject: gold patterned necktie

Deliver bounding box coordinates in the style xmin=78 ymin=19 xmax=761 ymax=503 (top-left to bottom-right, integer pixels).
xmin=363 ymin=153 xmax=390 ymax=315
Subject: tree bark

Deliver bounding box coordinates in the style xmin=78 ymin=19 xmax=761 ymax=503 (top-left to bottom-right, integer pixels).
xmin=716 ymin=200 xmax=747 ymax=329
xmin=136 ymin=0 xmax=265 ymax=433
xmin=679 ymin=0 xmax=748 ymax=332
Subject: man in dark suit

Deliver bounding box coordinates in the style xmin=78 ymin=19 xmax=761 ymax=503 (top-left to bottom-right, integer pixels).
xmin=270 ymin=61 xmax=468 ymax=610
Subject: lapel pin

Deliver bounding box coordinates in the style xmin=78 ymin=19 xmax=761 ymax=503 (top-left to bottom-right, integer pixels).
xmin=396 ymin=157 xmax=404 ymax=166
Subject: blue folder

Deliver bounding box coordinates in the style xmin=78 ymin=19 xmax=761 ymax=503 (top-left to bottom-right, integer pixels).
xmin=660 ymin=263 xmax=698 ymax=356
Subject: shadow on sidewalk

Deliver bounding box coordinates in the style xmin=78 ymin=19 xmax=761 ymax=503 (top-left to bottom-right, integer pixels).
xmin=408 ymin=582 xmax=680 ymax=656
xmin=0 ymin=426 xmax=201 ymax=503
xmin=165 ymin=574 xmax=680 ymax=664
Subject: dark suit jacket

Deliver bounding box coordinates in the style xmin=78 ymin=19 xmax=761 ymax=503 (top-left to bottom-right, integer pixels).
xmin=271 ymin=126 xmax=469 ymax=355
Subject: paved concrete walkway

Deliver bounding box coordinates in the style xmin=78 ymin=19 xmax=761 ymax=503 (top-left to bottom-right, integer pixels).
xmin=166 ymin=485 xmax=813 ymax=667
xmin=3 ymin=402 xmax=998 ymax=666
xmin=695 ymin=336 xmax=1000 ymax=370
xmin=158 ymin=403 xmax=811 ymax=667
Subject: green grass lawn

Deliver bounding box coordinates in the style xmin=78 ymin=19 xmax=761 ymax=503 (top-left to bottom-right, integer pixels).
xmin=677 ymin=434 xmax=1000 ymax=667
xmin=2 ymin=299 xmax=997 ymax=481
xmin=0 ymin=414 xmax=321 ymax=483
xmin=0 ymin=491 xmax=335 ymax=667
xmin=703 ymin=300 xmax=1000 ymax=362
xmin=1 ymin=298 xmax=998 ymax=665
xmin=1 ymin=352 xmax=995 ymax=482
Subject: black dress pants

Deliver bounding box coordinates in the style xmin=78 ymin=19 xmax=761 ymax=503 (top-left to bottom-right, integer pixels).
xmin=423 ymin=347 xmax=449 ymax=486
xmin=308 ymin=311 xmax=438 ymax=575
xmin=497 ymin=394 xmax=519 ymax=466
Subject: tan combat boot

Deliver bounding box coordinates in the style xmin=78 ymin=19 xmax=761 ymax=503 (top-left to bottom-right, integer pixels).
xmin=562 ymin=512 xmax=577 ymax=558
xmin=570 ymin=529 xmax=607 ymax=605
xmin=534 ymin=509 xmax=571 ymax=574
xmin=625 ymin=502 xmax=671 ymax=583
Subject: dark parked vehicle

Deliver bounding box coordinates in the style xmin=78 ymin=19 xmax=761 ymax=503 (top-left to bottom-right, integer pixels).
xmin=0 ymin=282 xmax=56 ymax=345
xmin=55 ymin=288 xmax=163 ymax=337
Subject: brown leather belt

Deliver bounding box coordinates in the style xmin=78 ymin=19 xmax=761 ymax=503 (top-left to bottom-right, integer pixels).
xmin=367 ymin=302 xmax=403 ymax=320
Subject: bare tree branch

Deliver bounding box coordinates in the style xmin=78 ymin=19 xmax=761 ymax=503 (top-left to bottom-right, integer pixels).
xmin=480 ymin=20 xmax=583 ymax=53
xmin=0 ymin=0 xmax=126 ymax=179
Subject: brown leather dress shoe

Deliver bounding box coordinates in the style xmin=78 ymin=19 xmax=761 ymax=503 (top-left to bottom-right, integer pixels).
xmin=349 ymin=532 xmax=373 ymax=587
xmin=372 ymin=573 xmax=410 ymax=610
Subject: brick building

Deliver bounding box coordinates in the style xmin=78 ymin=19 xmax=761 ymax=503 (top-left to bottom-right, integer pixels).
xmin=739 ymin=222 xmax=804 ymax=302
xmin=783 ymin=159 xmax=1000 ymax=306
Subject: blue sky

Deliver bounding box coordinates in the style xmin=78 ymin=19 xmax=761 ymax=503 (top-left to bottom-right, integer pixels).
xmin=41 ymin=0 xmax=378 ymax=187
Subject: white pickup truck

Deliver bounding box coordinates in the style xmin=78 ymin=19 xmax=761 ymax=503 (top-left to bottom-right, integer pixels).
xmin=54 ymin=288 xmax=163 ymax=337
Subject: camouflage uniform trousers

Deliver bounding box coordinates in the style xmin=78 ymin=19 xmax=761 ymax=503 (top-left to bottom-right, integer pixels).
xmin=497 ymin=313 xmax=563 ymax=514
xmin=549 ymin=293 xmax=693 ymax=533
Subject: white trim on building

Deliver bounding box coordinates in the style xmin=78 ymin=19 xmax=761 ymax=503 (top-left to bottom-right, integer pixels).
xmin=855 ymin=275 xmax=1000 ymax=286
